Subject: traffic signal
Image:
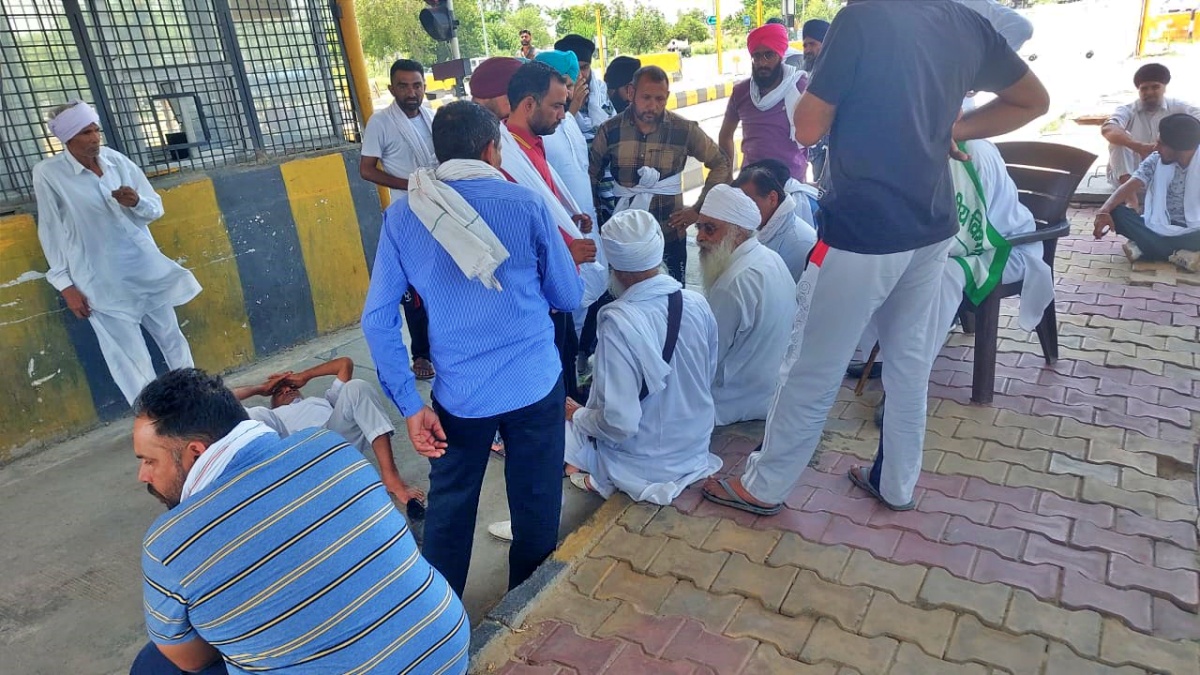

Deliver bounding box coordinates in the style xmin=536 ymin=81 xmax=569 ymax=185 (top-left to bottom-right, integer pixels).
xmin=420 ymin=0 xmax=456 ymax=43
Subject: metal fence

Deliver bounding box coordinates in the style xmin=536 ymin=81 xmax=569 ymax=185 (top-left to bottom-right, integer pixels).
xmin=0 ymin=0 xmax=359 ymax=210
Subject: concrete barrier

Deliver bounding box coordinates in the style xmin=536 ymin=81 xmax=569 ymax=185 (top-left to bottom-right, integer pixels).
xmin=632 ymin=51 xmax=683 ymax=81
xmin=0 ymin=148 xmax=382 ymax=459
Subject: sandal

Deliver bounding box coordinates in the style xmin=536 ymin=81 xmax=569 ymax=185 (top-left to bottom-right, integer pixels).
xmin=412 ymin=357 xmax=436 ymax=381
xmin=569 ymin=472 xmax=596 ymax=493
xmin=848 ymin=466 xmax=915 ymax=511
xmin=702 ymin=477 xmax=783 ymax=516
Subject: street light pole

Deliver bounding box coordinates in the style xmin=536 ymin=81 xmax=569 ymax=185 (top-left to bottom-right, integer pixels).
xmin=446 ymin=0 xmax=461 ymax=59
xmin=715 ymin=0 xmax=723 ymax=75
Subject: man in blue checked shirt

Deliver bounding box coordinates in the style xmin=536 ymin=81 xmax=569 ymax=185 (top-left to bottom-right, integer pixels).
xmin=362 ymin=100 xmax=584 ymax=595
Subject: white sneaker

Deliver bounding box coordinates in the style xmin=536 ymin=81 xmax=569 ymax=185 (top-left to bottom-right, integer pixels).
xmin=1169 ymin=249 xmax=1200 ymax=272
xmin=487 ymin=520 xmax=513 ymax=542
xmin=1123 ymin=241 xmax=1143 ymax=263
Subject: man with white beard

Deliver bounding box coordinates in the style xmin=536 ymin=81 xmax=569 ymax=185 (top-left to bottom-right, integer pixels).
xmin=562 ymin=209 xmax=721 ymax=504
xmin=696 ymin=184 xmax=796 ymax=426
xmin=736 ymin=159 xmax=817 ymax=282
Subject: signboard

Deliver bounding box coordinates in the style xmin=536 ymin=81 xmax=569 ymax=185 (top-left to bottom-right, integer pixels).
xmin=706 ymin=15 xmax=717 ymax=25
xmin=743 ymin=15 xmax=752 ymax=27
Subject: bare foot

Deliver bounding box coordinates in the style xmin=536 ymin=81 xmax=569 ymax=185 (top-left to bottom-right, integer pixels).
xmin=564 ymin=463 xmax=582 ymax=475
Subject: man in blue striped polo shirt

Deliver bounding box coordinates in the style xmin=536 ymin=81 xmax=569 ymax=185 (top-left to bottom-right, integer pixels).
xmin=130 ymin=368 xmax=467 ymax=674
xmin=362 ymin=100 xmax=583 ymax=595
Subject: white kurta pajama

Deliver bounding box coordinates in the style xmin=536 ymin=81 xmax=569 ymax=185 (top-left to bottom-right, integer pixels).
xmin=1104 ymin=98 xmax=1200 ymax=188
xmin=758 ymin=194 xmax=818 ymax=283
xmin=246 ymin=379 xmax=395 ymax=457
xmin=544 ymin=115 xmax=602 ymax=335
xmin=708 ymin=238 xmax=797 ymax=426
xmin=33 ymin=147 xmax=201 ymax=404
xmin=565 ymin=275 xmax=722 ymax=505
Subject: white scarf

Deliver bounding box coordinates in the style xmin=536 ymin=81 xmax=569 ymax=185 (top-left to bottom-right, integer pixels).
xmin=1145 ymin=156 xmax=1200 ymax=236
xmin=578 ymin=70 xmax=613 ymax=137
xmin=751 ymin=65 xmax=806 ymax=151
xmin=388 ymin=103 xmax=437 ymax=171
xmin=408 ymin=159 xmax=511 ymax=291
xmin=597 ymin=274 xmax=684 ymax=398
xmin=759 ymin=194 xmax=798 ymax=242
xmin=180 ymin=420 xmax=273 ymax=502
xmin=499 ymin=124 xmax=607 ymax=306
xmin=612 ymin=167 xmax=683 ymax=214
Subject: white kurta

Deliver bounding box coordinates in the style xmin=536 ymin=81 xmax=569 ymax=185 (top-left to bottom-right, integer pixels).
xmin=707 ymin=238 xmax=797 ymax=426
xmin=32 ymin=147 xmax=200 ymax=322
xmin=567 ymin=275 xmax=722 ymax=505
xmin=360 ymin=102 xmax=437 ymax=203
xmin=758 ymin=194 xmax=817 ymax=283
xmin=248 ymin=379 xmax=395 ymax=457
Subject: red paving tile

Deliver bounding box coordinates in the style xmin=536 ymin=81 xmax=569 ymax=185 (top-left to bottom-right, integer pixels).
xmin=942 ymin=515 xmax=1027 ymax=559
xmin=1030 ymin=399 xmax=1095 ymax=424
xmin=1022 ymin=533 xmax=1108 ymax=582
xmin=1071 ymin=520 xmax=1155 ymax=565
xmin=1062 ymin=570 xmax=1154 ymax=633
xmin=756 ymin=507 xmax=831 ymax=542
xmin=915 ymin=472 xmax=969 ymax=499
xmin=962 ymin=478 xmax=1039 ymax=512
xmin=1037 ymin=493 xmax=1115 ymax=528
xmin=868 ymin=508 xmax=952 ymax=541
xmin=525 ymin=623 xmax=624 ymax=675
xmin=1115 ymin=510 xmax=1199 ymax=550
xmin=892 ymin=532 xmax=977 ymax=578
xmin=803 ymin=489 xmax=882 ymax=525
xmin=1126 ymin=397 xmax=1193 ymax=428
xmin=599 ymin=650 xmax=698 ymax=675
xmin=1108 ymin=555 xmax=1200 ymax=610
xmin=1153 ymin=597 xmax=1200 ymax=641
xmin=1093 ymin=409 xmax=1160 ymax=439
xmin=820 ymin=515 xmax=902 ymax=558
xmin=660 ymin=621 xmax=756 ymax=673
xmin=920 ymin=492 xmax=997 ymax=526
xmin=971 ymin=549 xmax=1061 ymax=601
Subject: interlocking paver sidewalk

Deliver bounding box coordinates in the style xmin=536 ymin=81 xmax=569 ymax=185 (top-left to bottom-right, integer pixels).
xmin=472 ymin=208 xmax=1200 ymax=674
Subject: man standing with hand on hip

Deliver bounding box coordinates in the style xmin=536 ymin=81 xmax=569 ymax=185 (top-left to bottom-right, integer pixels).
xmin=33 ymin=100 xmax=201 ymax=406
xmin=703 ymin=0 xmax=1049 ymax=515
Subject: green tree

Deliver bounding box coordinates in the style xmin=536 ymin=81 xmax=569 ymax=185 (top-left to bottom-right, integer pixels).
xmin=496 ymin=5 xmax=553 ymax=54
xmin=549 ymin=2 xmax=626 ymax=44
xmin=672 ymin=10 xmax=709 ymax=43
xmin=357 ymin=0 xmax=435 ymax=64
xmin=612 ymin=5 xmax=671 ymax=55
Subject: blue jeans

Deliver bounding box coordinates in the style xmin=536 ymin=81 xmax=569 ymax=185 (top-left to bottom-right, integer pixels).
xmin=131 ymin=643 xmax=227 ymax=675
xmin=425 ymin=380 xmax=565 ymax=594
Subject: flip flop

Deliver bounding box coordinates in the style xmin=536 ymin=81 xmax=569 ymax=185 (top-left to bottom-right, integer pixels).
xmin=569 ymin=472 xmax=596 ymax=493
xmin=702 ymin=478 xmax=783 ymax=516
xmin=848 ymin=466 xmax=915 ymax=511
xmin=412 ymin=357 xmax=436 ymax=381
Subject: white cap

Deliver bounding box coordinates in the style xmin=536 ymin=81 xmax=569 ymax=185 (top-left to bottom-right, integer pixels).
xmin=601 ymin=209 xmax=664 ymax=272
xmin=700 ymin=183 xmax=761 ymax=231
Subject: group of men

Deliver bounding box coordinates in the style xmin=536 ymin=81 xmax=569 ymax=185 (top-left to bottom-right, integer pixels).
xmin=45 ymin=1 xmax=1200 ymax=673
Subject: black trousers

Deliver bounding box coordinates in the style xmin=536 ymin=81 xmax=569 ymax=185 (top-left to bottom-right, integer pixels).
xmin=663 ymin=236 xmax=687 ymax=284
xmin=551 ymin=311 xmax=579 ymax=401
xmin=401 ymin=286 xmax=430 ymax=361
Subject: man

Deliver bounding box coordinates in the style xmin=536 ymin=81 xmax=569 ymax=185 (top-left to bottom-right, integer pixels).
xmin=696 ymin=184 xmax=796 ymax=426
xmin=232 ymin=356 xmax=425 ymax=509
xmin=766 ymin=17 xmax=804 ymax=69
xmin=130 ymin=369 xmax=466 ymax=675
xmin=1095 ymin=113 xmax=1200 ymax=268
xmin=359 ymin=58 xmax=437 ymax=381
xmin=504 ymin=61 xmax=601 ymax=401
xmin=735 ymin=158 xmax=817 ymax=282
xmin=603 ymin=56 xmax=641 ymax=115
xmin=1102 ymin=64 xmax=1200 ymax=189
xmin=590 ymin=66 xmax=731 ymax=283
xmin=720 ymin=22 xmax=809 ymax=182
xmin=517 ymin=29 xmax=538 ymax=59
xmin=555 ymin=34 xmax=613 ymax=143
xmin=361 ymin=101 xmax=583 ymax=595
xmin=563 ymin=209 xmax=721 ymax=504
xmin=702 ymin=0 xmax=1048 ymax=514
xmin=800 ymin=19 xmax=830 ymax=183
xmin=469 ymin=56 xmax=523 ymax=120
xmin=32 ymin=100 xmax=201 ymax=406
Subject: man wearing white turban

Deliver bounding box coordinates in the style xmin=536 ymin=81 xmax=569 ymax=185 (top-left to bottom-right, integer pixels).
xmin=562 ymin=209 xmax=721 ymax=505
xmin=32 ymin=100 xmax=201 ymax=405
xmin=696 ymin=184 xmax=796 ymax=426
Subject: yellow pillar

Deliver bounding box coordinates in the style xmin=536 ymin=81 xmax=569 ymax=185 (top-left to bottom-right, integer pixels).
xmin=716 ymin=0 xmax=724 ymax=75
xmin=336 ymin=0 xmax=389 ymax=209
xmin=756 ymin=0 xmax=763 ymax=27
xmin=1135 ymin=0 xmax=1152 ymax=57
xmin=595 ymin=8 xmax=605 ymax=69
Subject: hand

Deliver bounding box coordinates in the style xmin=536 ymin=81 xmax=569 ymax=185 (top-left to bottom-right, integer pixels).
xmin=1093 ymin=212 xmax=1115 ymax=239
xmin=569 ymin=238 xmax=597 ymax=264
xmin=405 ymin=406 xmax=448 ymax=458
xmin=667 ymin=206 xmax=699 ymax=232
xmin=949 ymin=142 xmax=971 ymax=163
xmin=262 ymin=371 xmax=293 ymax=395
xmin=61 ymin=285 xmax=90 ymax=319
xmin=1135 ymin=142 xmax=1157 ymax=160
xmin=112 ymin=186 xmax=140 ymax=207
xmin=565 ymin=397 xmax=583 ymax=421
xmin=570 ymin=79 xmax=589 ymax=115
xmin=571 ymin=213 xmax=593 ymax=234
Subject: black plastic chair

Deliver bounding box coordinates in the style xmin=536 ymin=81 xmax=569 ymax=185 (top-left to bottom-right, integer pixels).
xmin=958 ymin=141 xmax=1096 ymax=404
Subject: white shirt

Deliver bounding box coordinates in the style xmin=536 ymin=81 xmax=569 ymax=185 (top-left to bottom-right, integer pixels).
xmin=951 ymin=0 xmax=1034 ymax=51
xmin=544 ymin=115 xmax=597 ymax=222
xmin=758 ymin=195 xmax=817 ymax=283
xmin=707 ymin=238 xmax=797 ymax=426
xmin=361 ymin=102 xmax=437 ymax=203
xmin=574 ymin=70 xmax=613 ymax=141
xmin=270 ymin=380 xmax=344 ymax=435
xmin=573 ymin=276 xmax=721 ymax=504
xmin=1106 ymin=98 xmax=1200 ymax=146
xmin=32 ymin=147 xmax=201 ymax=323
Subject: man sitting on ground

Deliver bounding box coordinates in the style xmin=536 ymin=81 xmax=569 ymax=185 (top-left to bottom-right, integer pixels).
xmin=130 ymin=369 xmax=467 ymax=675
xmin=233 ymin=356 xmax=424 ymax=510
xmin=563 ymin=209 xmax=721 ymax=504
xmin=1095 ymin=113 xmax=1200 ymax=269
xmin=1102 ymin=64 xmax=1199 ymax=189
xmin=697 ymin=184 xmax=796 ymax=426
xmin=736 ymin=158 xmax=817 ymax=282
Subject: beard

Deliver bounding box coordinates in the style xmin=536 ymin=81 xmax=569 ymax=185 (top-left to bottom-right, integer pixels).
xmin=803 ymin=54 xmax=816 ymax=72
xmin=530 ymin=110 xmax=561 ymax=136
xmin=699 ymin=236 xmax=737 ymax=293
xmin=399 ymin=96 xmax=422 ymax=114
xmin=752 ymin=63 xmax=784 ymax=89
xmin=612 ymin=95 xmax=630 ymax=114
xmin=146 ymin=452 xmax=187 ymax=509
xmin=636 ymin=106 xmax=664 ymax=127
xmin=607 ymin=271 xmax=628 ymax=299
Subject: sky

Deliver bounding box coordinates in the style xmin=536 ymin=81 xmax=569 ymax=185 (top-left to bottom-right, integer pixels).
xmin=532 ymin=0 xmax=718 ymax=21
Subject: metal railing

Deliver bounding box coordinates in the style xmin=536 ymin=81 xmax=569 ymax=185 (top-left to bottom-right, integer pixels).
xmin=0 ymin=0 xmax=358 ymax=211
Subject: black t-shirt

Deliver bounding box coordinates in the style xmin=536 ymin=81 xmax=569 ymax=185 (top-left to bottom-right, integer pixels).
xmin=807 ymin=0 xmax=1030 ymax=254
